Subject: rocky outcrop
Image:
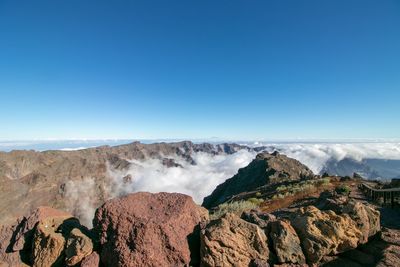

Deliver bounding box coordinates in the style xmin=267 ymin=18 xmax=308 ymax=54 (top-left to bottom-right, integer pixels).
xmin=241 ymin=210 xmax=277 ymax=230
xmin=342 ymin=201 xmax=380 ymax=243
xmin=269 ymin=220 xmax=306 ymax=264
xmin=200 ymin=213 xmax=269 ymax=267
xmin=65 ymin=228 xmax=93 ymax=266
xmin=93 ymin=192 xmax=208 ymax=267
xmin=32 ymin=217 xmax=68 ymax=267
xmin=0 ymin=207 xmax=93 ymax=267
xmin=0 ymin=207 xmax=73 ymax=267
xmin=291 ymin=206 xmax=363 ymax=263
xmin=31 ymin=216 xmax=92 ymax=267
xmin=202 ymin=152 xmax=314 ymax=208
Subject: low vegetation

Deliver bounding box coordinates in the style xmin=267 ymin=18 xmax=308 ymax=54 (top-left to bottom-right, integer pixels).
xmin=335 ymin=185 xmax=352 ymax=196
xmin=210 ymin=200 xmax=260 ymax=220
xmin=273 ymin=178 xmax=331 ymax=199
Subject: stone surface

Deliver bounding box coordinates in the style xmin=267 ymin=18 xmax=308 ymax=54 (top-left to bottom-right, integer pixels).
xmin=290 ymin=206 xmax=362 ymax=263
xmin=376 ymin=245 xmax=400 ymax=267
xmin=65 ymin=228 xmax=93 ymax=266
xmin=269 ymin=220 xmax=306 ymax=264
xmin=200 ymin=213 xmax=269 ymax=267
xmin=80 ymin=252 xmax=100 ymax=267
xmin=241 ymin=210 xmax=277 ymax=230
xmin=32 ymin=218 xmax=68 ymax=267
xmin=0 ymin=207 xmax=73 ymax=267
xmin=93 ymin=192 xmax=208 ymax=267
xmin=342 ymin=201 xmax=380 ymax=243
xmin=12 ymin=207 xmax=72 ymax=252
xmin=32 ymin=216 xmax=82 ymax=267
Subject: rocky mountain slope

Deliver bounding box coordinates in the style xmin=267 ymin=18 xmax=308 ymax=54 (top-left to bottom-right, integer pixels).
xmin=202 ymin=151 xmax=314 ymax=208
xmin=0 ymin=141 xmax=249 ymax=225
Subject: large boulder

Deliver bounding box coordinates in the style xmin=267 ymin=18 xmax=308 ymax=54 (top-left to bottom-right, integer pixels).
xmin=203 ymin=152 xmax=314 ymax=208
xmin=200 ymin=213 xmax=269 ymax=267
xmin=342 ymin=201 xmax=380 ymax=243
xmin=290 ymin=206 xmax=363 ymax=263
xmin=93 ymin=192 xmax=208 ymax=267
xmin=269 ymin=220 xmax=305 ymax=264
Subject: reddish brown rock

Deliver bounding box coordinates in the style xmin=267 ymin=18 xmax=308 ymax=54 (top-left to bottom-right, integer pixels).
xmin=0 ymin=207 xmax=73 ymax=267
xmin=93 ymin=192 xmax=208 ymax=267
xmin=376 ymin=245 xmax=400 ymax=267
xmin=200 ymin=213 xmax=269 ymax=267
xmin=380 ymin=228 xmax=400 ymax=246
xmin=80 ymin=252 xmax=100 ymax=267
xmin=0 ymin=224 xmax=24 ymax=267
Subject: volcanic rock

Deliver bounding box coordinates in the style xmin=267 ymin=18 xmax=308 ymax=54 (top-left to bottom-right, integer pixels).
xmin=200 ymin=213 xmax=269 ymax=266
xmin=80 ymin=252 xmax=100 ymax=267
xmin=0 ymin=207 xmax=73 ymax=267
xmin=290 ymin=206 xmax=362 ymax=263
xmin=269 ymin=220 xmax=306 ymax=264
xmin=342 ymin=201 xmax=380 ymax=243
xmin=202 ymin=152 xmax=314 ymax=208
xmin=12 ymin=207 xmax=72 ymax=252
xmin=31 ymin=216 xmax=76 ymax=267
xmin=65 ymin=228 xmax=93 ymax=266
xmin=241 ymin=210 xmax=277 ymax=230
xmin=93 ymin=192 xmax=208 ymax=267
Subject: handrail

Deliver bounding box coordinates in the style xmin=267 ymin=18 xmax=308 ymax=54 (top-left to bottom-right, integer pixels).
xmin=360 ymin=183 xmax=399 ymax=207
xmin=361 ymin=183 xmax=400 ymax=193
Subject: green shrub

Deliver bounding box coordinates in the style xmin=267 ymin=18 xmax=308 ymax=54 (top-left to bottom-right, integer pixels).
xmin=247 ymin=197 xmax=264 ymax=205
xmin=210 ymin=200 xmax=258 ymax=220
xmin=335 ymin=185 xmax=351 ymax=195
xmin=255 ymin=192 xmax=262 ymax=197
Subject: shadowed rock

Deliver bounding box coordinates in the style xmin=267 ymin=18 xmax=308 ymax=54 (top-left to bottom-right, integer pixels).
xmin=269 ymin=220 xmax=306 ymax=264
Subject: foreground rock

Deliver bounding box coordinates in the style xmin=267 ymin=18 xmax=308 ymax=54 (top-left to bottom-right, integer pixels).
xmin=93 ymin=192 xmax=208 ymax=267
xmin=202 ymin=152 xmax=314 ymax=208
xmin=65 ymin=228 xmax=94 ymax=266
xmin=200 ymin=213 xmax=269 ymax=266
xmin=269 ymin=220 xmax=306 ymax=264
xmin=291 ymin=206 xmax=363 ymax=263
xmin=0 ymin=207 xmax=92 ymax=267
xmin=0 ymin=207 xmax=74 ymax=267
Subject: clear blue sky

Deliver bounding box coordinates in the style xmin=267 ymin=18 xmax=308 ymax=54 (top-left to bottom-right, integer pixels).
xmin=0 ymin=0 xmax=399 ymax=140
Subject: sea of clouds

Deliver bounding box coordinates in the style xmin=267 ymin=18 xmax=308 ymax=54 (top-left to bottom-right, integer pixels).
xmin=258 ymin=142 xmax=400 ymax=173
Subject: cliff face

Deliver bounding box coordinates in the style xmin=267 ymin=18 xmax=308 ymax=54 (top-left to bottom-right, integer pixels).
xmin=0 ymin=141 xmax=248 ymax=225
xmin=202 ymin=152 xmax=315 ymax=208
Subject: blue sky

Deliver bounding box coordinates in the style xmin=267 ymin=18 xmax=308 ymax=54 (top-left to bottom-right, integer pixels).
xmin=0 ymin=0 xmax=399 ymax=140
